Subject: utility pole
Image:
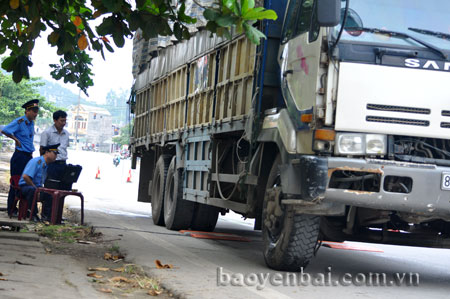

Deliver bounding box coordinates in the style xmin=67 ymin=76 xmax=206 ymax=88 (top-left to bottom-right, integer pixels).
xmin=74 ymin=90 xmax=81 ymax=149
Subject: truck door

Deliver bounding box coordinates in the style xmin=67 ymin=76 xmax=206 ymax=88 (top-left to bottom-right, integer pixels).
xmin=280 ymin=0 xmax=322 ymax=126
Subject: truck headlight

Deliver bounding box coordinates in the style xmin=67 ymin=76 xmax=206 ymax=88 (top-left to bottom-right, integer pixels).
xmin=335 ymin=133 xmax=386 ymax=155
xmin=336 ymin=134 xmax=364 ymax=154
xmin=366 ymin=134 xmax=387 ymax=154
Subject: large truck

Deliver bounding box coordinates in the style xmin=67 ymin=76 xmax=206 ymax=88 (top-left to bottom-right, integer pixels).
xmin=130 ymin=0 xmax=450 ymax=271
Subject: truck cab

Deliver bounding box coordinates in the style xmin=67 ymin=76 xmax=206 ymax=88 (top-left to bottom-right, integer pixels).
xmin=260 ymin=0 xmax=450 ymax=270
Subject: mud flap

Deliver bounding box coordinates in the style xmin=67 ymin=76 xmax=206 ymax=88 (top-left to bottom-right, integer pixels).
xmin=279 ymin=156 xmax=328 ymax=200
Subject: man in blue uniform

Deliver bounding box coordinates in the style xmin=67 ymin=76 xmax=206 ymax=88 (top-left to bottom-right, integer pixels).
xmin=0 ymin=99 xmax=39 ymax=216
xmin=19 ymin=144 xmax=59 ymax=222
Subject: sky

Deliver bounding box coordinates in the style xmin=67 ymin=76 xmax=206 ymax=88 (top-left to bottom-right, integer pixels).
xmin=30 ymin=32 xmax=134 ymax=105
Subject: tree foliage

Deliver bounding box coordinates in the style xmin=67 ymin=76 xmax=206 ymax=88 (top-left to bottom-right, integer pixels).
xmin=0 ymin=71 xmax=58 ymax=124
xmin=113 ymin=122 xmax=132 ymax=147
xmin=0 ymin=0 xmax=276 ymax=95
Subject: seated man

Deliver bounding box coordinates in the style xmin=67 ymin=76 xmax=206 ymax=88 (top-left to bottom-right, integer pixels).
xmin=19 ymin=144 xmax=59 ymax=222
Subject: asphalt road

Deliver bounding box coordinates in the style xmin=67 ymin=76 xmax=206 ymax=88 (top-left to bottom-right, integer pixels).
xmin=65 ymin=150 xmax=450 ymax=299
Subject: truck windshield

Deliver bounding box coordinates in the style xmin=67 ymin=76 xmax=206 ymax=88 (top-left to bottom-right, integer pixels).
xmin=332 ymin=0 xmax=450 ymax=52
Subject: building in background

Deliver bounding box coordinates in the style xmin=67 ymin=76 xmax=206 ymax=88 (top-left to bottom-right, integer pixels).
xmin=67 ymin=104 xmax=113 ymax=152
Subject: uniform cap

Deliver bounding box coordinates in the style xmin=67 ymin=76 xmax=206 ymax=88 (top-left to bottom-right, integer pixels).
xmin=43 ymin=143 xmax=59 ymax=154
xmin=22 ymin=99 xmax=39 ymax=109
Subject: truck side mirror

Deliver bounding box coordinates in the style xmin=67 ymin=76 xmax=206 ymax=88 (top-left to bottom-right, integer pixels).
xmin=317 ymin=0 xmax=341 ymax=27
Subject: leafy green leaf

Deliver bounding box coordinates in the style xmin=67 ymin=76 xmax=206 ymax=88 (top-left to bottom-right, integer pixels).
xmin=248 ymin=7 xmax=265 ymax=14
xmin=128 ymin=11 xmax=142 ymax=31
xmin=243 ymin=22 xmax=266 ymax=45
xmin=12 ymin=68 xmax=23 ymax=83
xmin=223 ymin=0 xmax=235 ymax=11
xmin=79 ymin=7 xmax=92 ymax=14
xmin=216 ymin=15 xmax=236 ymax=27
xmin=48 ymin=31 xmax=60 ymax=45
xmin=241 ymin=0 xmax=255 ymax=14
xmin=64 ymin=22 xmax=78 ymax=36
xmin=2 ymin=56 xmax=16 ymax=72
xmin=112 ymin=32 xmax=125 ymax=47
xmin=173 ymin=22 xmax=182 ymax=40
xmin=204 ymin=8 xmax=221 ymax=21
xmin=243 ymin=9 xmax=278 ymax=21
xmin=96 ymin=17 xmax=114 ymax=36
xmin=0 ymin=39 xmax=8 ymax=55
xmin=182 ymin=27 xmax=190 ymax=40
xmin=104 ymin=41 xmax=114 ymax=52
xmin=205 ymin=21 xmax=219 ymax=33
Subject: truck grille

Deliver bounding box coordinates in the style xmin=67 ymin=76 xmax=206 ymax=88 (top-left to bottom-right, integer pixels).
xmin=366 ymin=116 xmax=429 ymax=127
xmin=367 ymin=104 xmax=430 ymax=115
xmin=393 ymin=135 xmax=450 ymax=164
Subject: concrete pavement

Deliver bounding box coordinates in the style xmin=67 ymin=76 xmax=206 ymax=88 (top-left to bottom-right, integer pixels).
xmin=0 ymin=194 xmax=107 ymax=298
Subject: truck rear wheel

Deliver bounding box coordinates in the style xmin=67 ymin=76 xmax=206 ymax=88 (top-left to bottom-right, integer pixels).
xmin=191 ymin=203 xmax=219 ymax=232
xmin=262 ymin=154 xmax=320 ymax=271
xmin=164 ymin=157 xmax=195 ymax=230
xmin=151 ymin=155 xmax=172 ymax=226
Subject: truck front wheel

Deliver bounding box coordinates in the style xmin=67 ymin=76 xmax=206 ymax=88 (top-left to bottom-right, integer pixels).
xmin=262 ymin=154 xmax=320 ymax=271
xmin=151 ymin=155 xmax=172 ymax=226
xmin=164 ymin=157 xmax=195 ymax=230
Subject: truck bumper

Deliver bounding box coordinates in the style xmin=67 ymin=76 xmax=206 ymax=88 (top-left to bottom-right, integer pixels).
xmin=325 ymin=158 xmax=450 ymax=217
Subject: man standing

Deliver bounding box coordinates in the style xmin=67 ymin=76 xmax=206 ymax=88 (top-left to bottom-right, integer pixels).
xmin=0 ymin=99 xmax=39 ymax=216
xmin=19 ymin=144 xmax=59 ymax=222
xmin=39 ymin=110 xmax=70 ymax=221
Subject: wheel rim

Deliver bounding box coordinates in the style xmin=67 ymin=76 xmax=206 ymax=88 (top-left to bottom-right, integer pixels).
xmin=154 ymin=175 xmax=161 ymax=202
xmin=167 ymin=173 xmax=174 ymax=213
xmin=152 ymin=171 xmax=162 ymax=213
xmin=264 ymin=175 xmax=285 ymax=248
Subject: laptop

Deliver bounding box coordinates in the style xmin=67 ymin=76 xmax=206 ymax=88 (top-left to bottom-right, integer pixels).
xmin=45 ymin=164 xmax=82 ymax=190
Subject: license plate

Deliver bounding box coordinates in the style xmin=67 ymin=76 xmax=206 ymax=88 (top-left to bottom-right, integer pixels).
xmin=442 ymin=172 xmax=450 ymax=190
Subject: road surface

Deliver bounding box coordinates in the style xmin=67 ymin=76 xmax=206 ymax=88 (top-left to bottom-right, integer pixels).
xmin=65 ymin=150 xmax=450 ymax=298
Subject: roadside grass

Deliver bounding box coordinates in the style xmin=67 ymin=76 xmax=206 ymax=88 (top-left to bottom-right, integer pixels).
xmin=26 ymin=211 xmax=169 ymax=296
xmin=89 ymin=264 xmax=164 ymax=296
xmin=109 ymin=243 xmax=120 ymax=253
xmin=35 ymin=224 xmax=95 ymax=243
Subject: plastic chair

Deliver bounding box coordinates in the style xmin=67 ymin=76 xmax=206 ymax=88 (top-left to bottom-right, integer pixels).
xmin=9 ymin=175 xmax=28 ymax=220
xmin=30 ymin=187 xmax=84 ymax=225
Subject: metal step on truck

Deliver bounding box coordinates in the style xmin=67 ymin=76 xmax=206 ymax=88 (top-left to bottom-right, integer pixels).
xmin=130 ymin=0 xmax=450 ymax=271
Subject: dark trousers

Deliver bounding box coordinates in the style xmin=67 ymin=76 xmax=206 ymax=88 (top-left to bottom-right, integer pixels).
xmin=42 ymin=161 xmax=68 ymax=218
xmin=20 ymin=185 xmax=37 ymax=216
xmin=8 ymin=151 xmax=32 ymax=214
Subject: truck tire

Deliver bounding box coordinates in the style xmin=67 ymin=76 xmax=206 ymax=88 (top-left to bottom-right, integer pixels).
xmin=151 ymin=155 xmax=172 ymax=226
xmin=164 ymin=157 xmax=195 ymax=230
xmin=262 ymin=154 xmax=320 ymax=271
xmin=191 ymin=203 xmax=219 ymax=232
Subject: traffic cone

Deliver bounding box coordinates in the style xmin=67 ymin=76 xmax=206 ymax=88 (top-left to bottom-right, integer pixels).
xmin=126 ymin=169 xmax=132 ymax=183
xmin=95 ymin=167 xmax=101 ymax=179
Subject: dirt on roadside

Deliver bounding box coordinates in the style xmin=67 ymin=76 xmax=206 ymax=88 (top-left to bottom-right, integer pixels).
xmin=33 ymin=212 xmax=173 ymax=298
xmin=0 ymin=153 xmax=173 ymax=298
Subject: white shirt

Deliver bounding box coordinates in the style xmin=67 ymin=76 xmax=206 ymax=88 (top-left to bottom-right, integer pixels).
xmin=40 ymin=125 xmax=70 ymax=161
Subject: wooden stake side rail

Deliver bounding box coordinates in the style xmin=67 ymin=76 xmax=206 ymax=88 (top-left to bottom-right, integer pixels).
xmin=134 ymin=35 xmax=256 ymax=142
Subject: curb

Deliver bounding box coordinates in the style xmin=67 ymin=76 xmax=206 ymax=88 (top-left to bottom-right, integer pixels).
xmin=0 ymin=231 xmax=40 ymax=241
